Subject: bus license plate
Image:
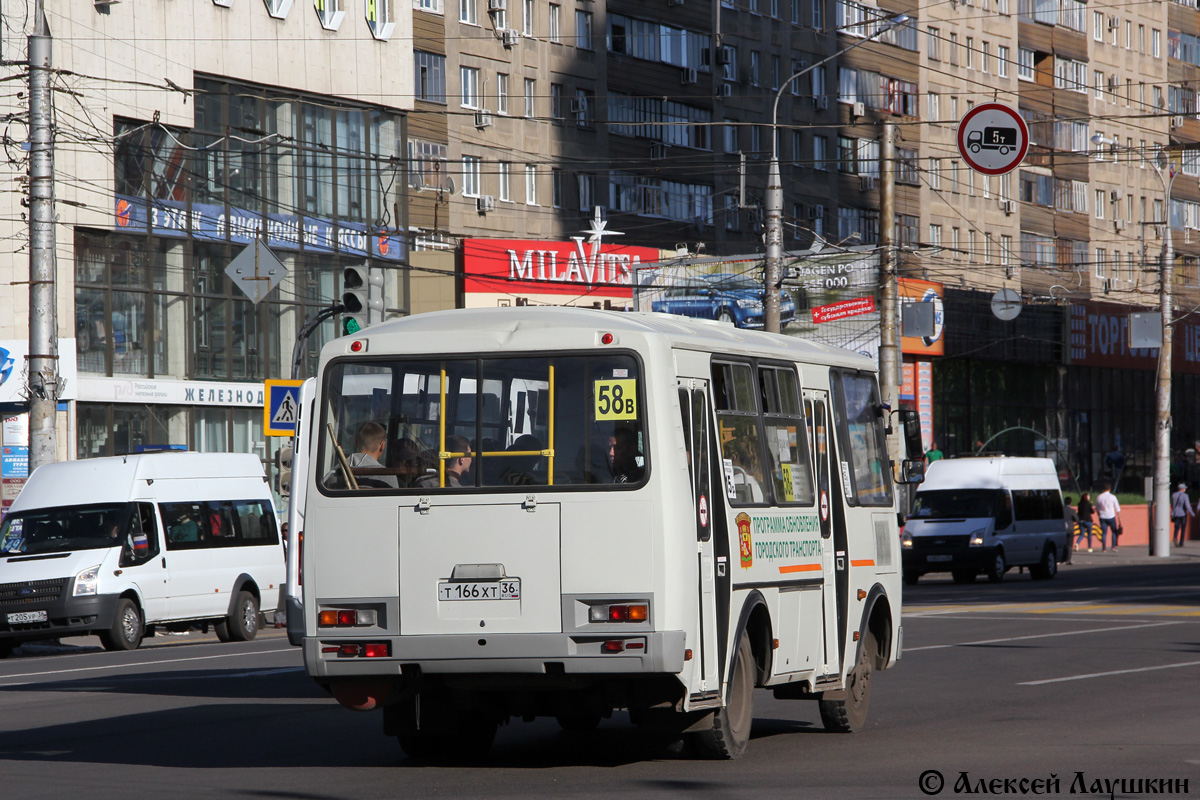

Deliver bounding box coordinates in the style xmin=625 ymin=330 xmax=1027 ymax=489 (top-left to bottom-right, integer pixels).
xmin=7 ymin=610 xmax=47 ymax=624
xmin=927 ymin=555 xmax=953 ymax=563
xmin=438 ymin=580 xmax=520 ymax=601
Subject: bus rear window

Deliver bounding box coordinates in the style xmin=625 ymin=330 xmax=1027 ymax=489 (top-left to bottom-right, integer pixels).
xmin=319 ymin=354 xmax=646 ymax=492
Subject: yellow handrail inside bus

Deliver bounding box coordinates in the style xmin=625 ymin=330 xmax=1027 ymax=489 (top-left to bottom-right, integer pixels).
xmin=434 ymin=361 xmax=556 ymax=487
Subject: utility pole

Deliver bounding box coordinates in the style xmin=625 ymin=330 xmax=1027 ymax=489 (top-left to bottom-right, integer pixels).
xmin=27 ymin=1 xmax=59 ymax=472
xmin=1151 ymin=161 xmax=1174 ymax=558
xmin=878 ymin=122 xmax=901 ymax=461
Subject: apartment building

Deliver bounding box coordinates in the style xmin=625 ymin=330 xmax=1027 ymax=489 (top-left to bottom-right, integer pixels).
xmin=0 ymin=1 xmax=412 ymax=481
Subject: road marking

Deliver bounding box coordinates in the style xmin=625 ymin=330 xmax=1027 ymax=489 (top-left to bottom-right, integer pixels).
xmin=905 ymin=621 xmax=1181 ymax=652
xmin=1019 ymin=659 xmax=1200 ymax=685
xmin=0 ymin=647 xmax=296 ymax=684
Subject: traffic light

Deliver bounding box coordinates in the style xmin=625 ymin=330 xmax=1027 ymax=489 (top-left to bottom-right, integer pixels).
xmin=341 ymin=266 xmax=384 ymax=335
xmin=275 ymin=444 xmax=293 ymax=498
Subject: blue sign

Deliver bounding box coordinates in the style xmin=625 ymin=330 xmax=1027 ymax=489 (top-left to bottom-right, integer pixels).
xmin=2 ymin=446 xmax=28 ymax=478
xmin=264 ymin=380 xmax=304 ymax=437
xmin=114 ymin=195 xmax=406 ymax=262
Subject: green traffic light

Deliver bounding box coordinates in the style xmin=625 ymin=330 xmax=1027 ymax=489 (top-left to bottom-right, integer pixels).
xmin=343 ymin=317 xmax=361 ymax=336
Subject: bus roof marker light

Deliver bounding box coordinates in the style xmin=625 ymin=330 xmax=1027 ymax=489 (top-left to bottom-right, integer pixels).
xmin=349 ymin=339 xmax=366 ymax=353
xmin=600 ymin=332 xmax=614 ymax=345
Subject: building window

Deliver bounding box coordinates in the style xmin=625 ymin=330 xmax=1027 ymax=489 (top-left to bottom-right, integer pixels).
xmin=965 ymin=37 xmax=974 ymax=69
xmin=550 ymin=83 xmax=564 ymax=121
xmin=577 ymin=173 xmax=594 ymax=212
xmin=814 ymin=135 xmax=828 ymax=170
xmin=998 ymin=45 xmax=1009 ymax=78
xmin=498 ymin=161 xmax=511 ymax=202
xmin=928 ymin=26 xmax=940 ymax=61
xmin=750 ymin=51 xmax=761 ymax=86
xmin=525 ymin=165 xmax=538 ymax=205
xmin=929 ymin=224 xmax=942 ymax=248
xmin=459 ymin=0 xmax=476 ymax=25
xmin=1017 ymin=48 xmax=1034 ymax=81
xmin=463 ymin=156 xmax=481 ymax=197
xmin=524 ymin=78 xmax=536 ymax=118
xmin=460 ymin=66 xmax=480 ymax=109
xmin=496 ymin=73 xmax=509 ymax=115
xmin=949 ymin=33 xmax=958 ymax=66
xmin=812 ymin=0 xmax=824 ymax=29
xmin=1093 ymin=10 xmax=1103 ymax=41
xmin=522 ymin=0 xmax=534 ymax=35
xmin=928 ymin=91 xmax=940 ymax=121
xmin=549 ymin=4 xmax=561 ymax=42
xmin=1153 ymin=29 xmax=1161 ymax=58
xmin=315 ymin=0 xmax=344 ymax=30
xmin=573 ymin=89 xmax=593 ymax=127
xmin=552 ymin=168 xmax=564 ymax=208
xmin=1095 ymin=189 xmax=1105 ymax=219
xmin=928 ymin=157 xmax=941 ymax=190
xmin=414 ymin=51 xmax=446 ymax=103
xmin=414 ymin=0 xmax=443 ymax=12
xmin=366 ymin=0 xmax=393 ymax=39
xmin=576 ymin=10 xmax=593 ymax=49
xmin=981 ymin=41 xmax=989 ymax=73
xmin=725 ymin=120 xmax=738 ymax=153
xmin=409 ymin=139 xmax=449 ymax=191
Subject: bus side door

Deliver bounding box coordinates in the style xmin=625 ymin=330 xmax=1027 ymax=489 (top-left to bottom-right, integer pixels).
xmin=804 ymin=391 xmax=841 ymax=677
xmin=679 ymin=380 xmax=722 ymax=695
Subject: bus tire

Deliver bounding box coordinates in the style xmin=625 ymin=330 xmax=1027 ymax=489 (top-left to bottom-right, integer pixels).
xmin=217 ymin=591 xmax=259 ymax=643
xmin=1031 ymin=545 xmax=1057 ymax=580
xmin=100 ymin=597 xmax=144 ymax=652
xmin=987 ymin=551 xmax=1007 ymax=583
xmin=693 ymin=631 xmax=754 ymax=759
xmin=819 ymin=630 xmax=875 ymax=733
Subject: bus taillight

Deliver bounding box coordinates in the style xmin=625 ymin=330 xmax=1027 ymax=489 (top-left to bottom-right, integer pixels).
xmin=590 ymin=603 xmax=650 ymax=622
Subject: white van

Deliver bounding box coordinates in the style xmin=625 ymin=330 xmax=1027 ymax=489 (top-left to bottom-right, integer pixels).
xmin=0 ymin=452 xmax=284 ymax=656
xmin=901 ymin=457 xmax=1069 ymax=584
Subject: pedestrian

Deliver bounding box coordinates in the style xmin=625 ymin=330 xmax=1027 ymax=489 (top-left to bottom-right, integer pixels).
xmin=1075 ymin=491 xmax=1096 ymax=552
xmin=1063 ymin=496 xmax=1078 ymax=564
xmin=1094 ymin=482 xmax=1122 ymax=552
xmin=1104 ymin=444 xmax=1126 ymax=493
xmin=1171 ymin=483 xmax=1193 ymax=548
xmin=925 ymin=441 xmax=944 ymax=464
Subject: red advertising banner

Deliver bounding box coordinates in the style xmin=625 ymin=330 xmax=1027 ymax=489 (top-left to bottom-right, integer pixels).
xmin=811 ymin=296 xmax=876 ymax=324
xmin=463 ymin=238 xmax=658 ymax=300
xmin=1069 ymin=301 xmax=1200 ymax=375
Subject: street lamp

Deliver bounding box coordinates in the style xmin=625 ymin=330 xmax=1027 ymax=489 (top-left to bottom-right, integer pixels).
xmin=1091 ymin=133 xmax=1175 ymax=558
xmin=764 ymin=12 xmax=910 ymax=334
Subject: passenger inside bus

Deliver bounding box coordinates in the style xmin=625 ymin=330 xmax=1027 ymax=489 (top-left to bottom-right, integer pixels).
xmin=444 ymin=435 xmax=474 ymax=487
xmin=608 ymin=427 xmax=645 ymax=483
xmin=348 ymin=421 xmax=398 ymax=489
xmin=498 ymin=434 xmax=543 ymax=485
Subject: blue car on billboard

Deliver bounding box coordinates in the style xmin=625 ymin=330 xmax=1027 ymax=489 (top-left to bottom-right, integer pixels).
xmin=651 ymin=273 xmax=796 ymax=329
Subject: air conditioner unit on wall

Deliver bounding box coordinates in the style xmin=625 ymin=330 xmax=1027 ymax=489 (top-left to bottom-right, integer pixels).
xmin=477 ymin=195 xmax=496 ymax=213
xmin=570 ymin=98 xmax=587 ymax=114
xmin=488 ymin=0 xmax=506 ymax=11
xmin=1111 ymin=189 xmax=1123 ymax=201
xmin=681 ymin=67 xmax=698 ymax=85
xmin=1171 ymin=116 xmax=1185 ymax=129
xmin=717 ymin=83 xmax=733 ymax=97
xmin=814 ymin=95 xmax=829 ymax=109
xmin=650 ymin=142 xmax=669 ymax=160
xmin=852 ymin=101 xmax=866 ymax=118
xmin=1115 ymin=218 xmax=1126 ymax=231
xmin=474 ymin=111 xmax=493 ymax=128
xmin=502 ymin=29 xmax=520 ymax=47
xmin=1001 ymin=199 xmax=1015 ymax=215
xmin=860 ymin=175 xmax=877 ymax=191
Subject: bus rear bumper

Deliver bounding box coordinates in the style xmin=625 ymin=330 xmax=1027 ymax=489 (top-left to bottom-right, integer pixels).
xmin=304 ymin=630 xmax=688 ymax=679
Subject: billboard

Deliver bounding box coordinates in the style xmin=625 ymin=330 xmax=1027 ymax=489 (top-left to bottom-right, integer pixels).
xmin=899 ymin=279 xmax=945 ymax=356
xmin=635 ymin=247 xmax=882 ymax=359
xmin=462 ymin=235 xmax=658 ymax=309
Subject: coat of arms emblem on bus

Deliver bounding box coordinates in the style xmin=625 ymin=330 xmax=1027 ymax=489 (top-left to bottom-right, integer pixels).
xmin=736 ymin=512 xmax=752 ymax=568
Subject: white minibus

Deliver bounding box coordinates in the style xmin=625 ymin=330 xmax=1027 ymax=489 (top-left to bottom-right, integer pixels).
xmin=300 ymin=307 xmax=923 ymax=759
xmin=0 ymin=452 xmax=284 ymax=655
xmin=901 ymin=456 xmax=1069 ymax=583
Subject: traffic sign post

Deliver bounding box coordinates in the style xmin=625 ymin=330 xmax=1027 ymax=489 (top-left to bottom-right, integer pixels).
xmin=264 ymin=379 xmax=305 ymax=436
xmin=956 ymin=102 xmax=1029 ymax=175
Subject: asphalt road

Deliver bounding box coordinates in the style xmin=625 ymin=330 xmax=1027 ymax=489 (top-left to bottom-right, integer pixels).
xmin=1 ymin=555 xmax=1198 ymax=800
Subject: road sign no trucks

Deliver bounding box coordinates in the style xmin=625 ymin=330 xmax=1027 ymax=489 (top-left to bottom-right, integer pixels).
xmin=956 ymin=102 xmax=1029 ymax=175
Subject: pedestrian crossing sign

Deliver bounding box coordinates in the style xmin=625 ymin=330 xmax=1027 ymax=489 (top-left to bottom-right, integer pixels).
xmin=264 ymin=379 xmax=304 ymax=436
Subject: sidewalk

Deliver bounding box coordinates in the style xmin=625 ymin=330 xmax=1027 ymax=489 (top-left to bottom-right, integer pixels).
xmin=1065 ymin=543 xmax=1200 ymax=567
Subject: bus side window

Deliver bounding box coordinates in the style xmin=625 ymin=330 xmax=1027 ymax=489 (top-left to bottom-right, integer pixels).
xmin=713 ymin=361 xmax=769 ymax=506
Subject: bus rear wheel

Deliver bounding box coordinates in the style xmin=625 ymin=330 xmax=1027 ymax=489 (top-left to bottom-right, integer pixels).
xmin=818 ymin=630 xmax=875 ymax=733
xmin=216 ymin=590 xmax=259 ymax=642
xmin=693 ymin=631 xmax=755 ymax=759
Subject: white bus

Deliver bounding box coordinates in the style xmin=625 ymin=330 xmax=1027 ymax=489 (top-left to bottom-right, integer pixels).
xmin=299 ymin=307 xmax=923 ymax=759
